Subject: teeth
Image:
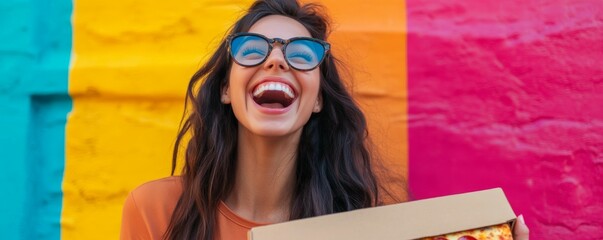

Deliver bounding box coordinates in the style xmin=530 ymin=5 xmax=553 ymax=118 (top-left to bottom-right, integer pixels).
xmin=253 ymin=82 xmax=295 ymax=99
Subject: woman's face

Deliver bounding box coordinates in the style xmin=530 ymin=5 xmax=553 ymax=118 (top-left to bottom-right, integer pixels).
xmin=224 ymin=15 xmax=322 ymax=138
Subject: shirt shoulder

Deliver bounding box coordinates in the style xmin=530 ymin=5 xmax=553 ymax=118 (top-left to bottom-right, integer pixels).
xmin=130 ymin=176 xmax=182 ymax=202
xmin=120 ymin=176 xmax=183 ymax=240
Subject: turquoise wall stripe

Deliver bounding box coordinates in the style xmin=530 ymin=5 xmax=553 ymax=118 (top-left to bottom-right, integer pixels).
xmin=0 ymin=0 xmax=72 ymax=238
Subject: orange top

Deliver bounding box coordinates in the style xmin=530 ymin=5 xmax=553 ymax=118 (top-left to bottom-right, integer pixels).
xmin=120 ymin=176 xmax=267 ymax=240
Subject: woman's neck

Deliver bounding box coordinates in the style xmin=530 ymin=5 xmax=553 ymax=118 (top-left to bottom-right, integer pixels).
xmin=225 ymin=125 xmax=301 ymax=223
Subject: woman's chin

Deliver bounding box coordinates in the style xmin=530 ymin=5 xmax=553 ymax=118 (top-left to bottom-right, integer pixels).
xmin=241 ymin=123 xmax=303 ymax=139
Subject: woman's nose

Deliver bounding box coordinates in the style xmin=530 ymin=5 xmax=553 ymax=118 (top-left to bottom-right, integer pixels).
xmin=263 ymin=47 xmax=290 ymax=71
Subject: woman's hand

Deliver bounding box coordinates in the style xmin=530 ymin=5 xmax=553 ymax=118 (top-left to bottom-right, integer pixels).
xmin=514 ymin=214 xmax=530 ymax=240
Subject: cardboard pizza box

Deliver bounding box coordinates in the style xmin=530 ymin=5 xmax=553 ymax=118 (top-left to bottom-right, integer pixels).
xmin=248 ymin=188 xmax=517 ymax=240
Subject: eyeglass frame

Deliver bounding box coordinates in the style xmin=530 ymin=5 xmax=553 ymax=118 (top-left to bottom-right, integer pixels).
xmin=226 ymin=32 xmax=331 ymax=71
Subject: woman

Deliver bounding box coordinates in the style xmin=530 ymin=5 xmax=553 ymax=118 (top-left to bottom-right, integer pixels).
xmin=120 ymin=0 xmax=530 ymax=239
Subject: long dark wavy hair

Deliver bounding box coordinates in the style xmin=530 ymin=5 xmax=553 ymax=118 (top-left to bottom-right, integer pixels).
xmin=164 ymin=0 xmax=393 ymax=239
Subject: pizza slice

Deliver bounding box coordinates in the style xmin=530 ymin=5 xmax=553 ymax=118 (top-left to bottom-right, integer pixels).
xmin=421 ymin=223 xmax=513 ymax=240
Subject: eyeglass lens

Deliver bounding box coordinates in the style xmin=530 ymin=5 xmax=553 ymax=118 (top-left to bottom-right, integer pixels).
xmin=230 ymin=35 xmax=326 ymax=70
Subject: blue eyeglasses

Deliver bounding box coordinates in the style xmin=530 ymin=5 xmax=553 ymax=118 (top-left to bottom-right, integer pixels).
xmin=227 ymin=33 xmax=330 ymax=71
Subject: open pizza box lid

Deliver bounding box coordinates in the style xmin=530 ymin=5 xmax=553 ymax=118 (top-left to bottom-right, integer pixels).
xmin=248 ymin=188 xmax=517 ymax=240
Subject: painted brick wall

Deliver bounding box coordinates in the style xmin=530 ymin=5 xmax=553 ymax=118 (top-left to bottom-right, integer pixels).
xmin=407 ymin=0 xmax=603 ymax=239
xmin=4 ymin=0 xmax=601 ymax=239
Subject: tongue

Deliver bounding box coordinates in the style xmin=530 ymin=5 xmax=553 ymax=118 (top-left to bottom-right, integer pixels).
xmin=261 ymin=103 xmax=285 ymax=108
xmin=253 ymin=90 xmax=292 ymax=108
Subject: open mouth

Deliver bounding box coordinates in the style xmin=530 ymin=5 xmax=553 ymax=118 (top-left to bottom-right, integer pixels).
xmin=252 ymin=82 xmax=296 ymax=109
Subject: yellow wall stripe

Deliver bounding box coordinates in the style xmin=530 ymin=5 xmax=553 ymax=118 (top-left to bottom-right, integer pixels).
xmin=66 ymin=1 xmax=253 ymax=238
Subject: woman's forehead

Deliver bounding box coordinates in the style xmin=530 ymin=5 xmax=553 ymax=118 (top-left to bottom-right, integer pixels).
xmin=248 ymin=15 xmax=312 ymax=39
